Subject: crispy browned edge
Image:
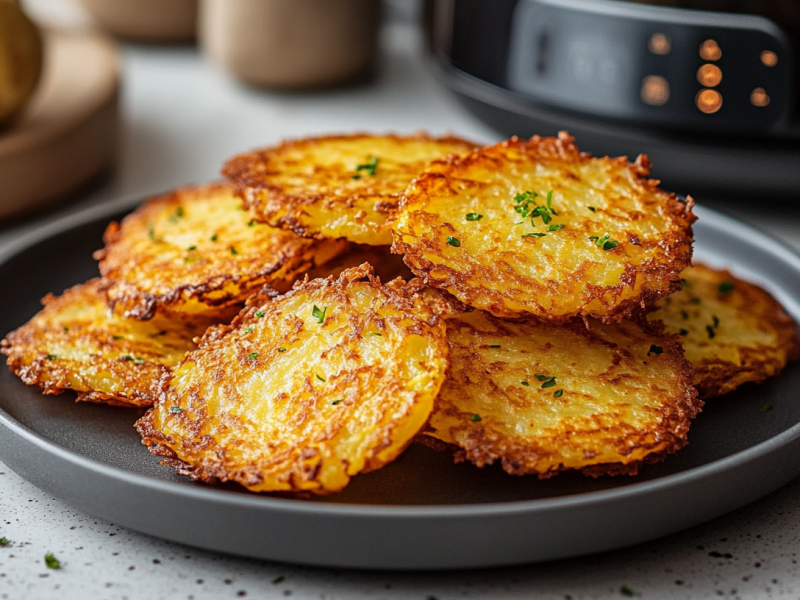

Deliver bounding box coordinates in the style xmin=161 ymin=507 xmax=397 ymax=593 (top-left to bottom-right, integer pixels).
xmin=94 ymin=182 xmax=327 ymax=321
xmin=689 ymin=267 xmax=800 ymax=398
xmin=134 ymin=264 xmax=446 ymax=488
xmin=391 ymin=131 xmax=697 ymax=324
xmin=222 ymin=132 xmax=480 ymax=240
xmin=0 ymin=282 xmax=163 ymax=408
xmin=416 ymin=312 xmax=702 ymax=478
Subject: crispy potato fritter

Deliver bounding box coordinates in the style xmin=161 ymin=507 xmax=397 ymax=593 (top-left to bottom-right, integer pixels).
xmin=136 ymin=266 xmax=449 ymax=494
xmin=304 ymin=244 xmax=414 ymax=283
xmin=391 ymin=133 xmax=696 ymax=322
xmin=423 ymin=308 xmax=701 ymax=477
xmin=650 ymin=263 xmax=799 ymax=398
xmin=1 ymin=280 xmax=213 ymax=407
xmin=223 ymin=133 xmax=478 ymax=245
xmin=96 ymin=182 xmax=347 ymax=320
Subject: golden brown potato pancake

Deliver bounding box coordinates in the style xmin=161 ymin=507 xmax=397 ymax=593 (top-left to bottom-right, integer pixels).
xmin=1 ymin=280 xmax=213 ymax=407
xmin=649 ymin=263 xmax=799 ymax=398
xmin=136 ymin=265 xmax=450 ymax=494
xmin=303 ymin=244 xmax=414 ymax=283
xmin=423 ymin=308 xmax=701 ymax=477
xmin=96 ymin=182 xmax=347 ymax=320
xmin=391 ymin=132 xmax=696 ymax=322
xmin=222 ymin=133 xmax=478 ymax=246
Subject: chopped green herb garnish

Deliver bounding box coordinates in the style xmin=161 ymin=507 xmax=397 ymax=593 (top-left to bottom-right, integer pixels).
xmin=466 ymin=213 xmax=483 ymax=221
xmin=679 ymin=328 xmax=689 ymax=336
xmin=244 ymin=326 xmax=254 ymax=334
xmin=63 ymin=326 xmax=69 ymax=332
xmin=149 ymin=331 xmax=167 ymax=338
xmin=122 ymin=355 xmax=145 ymax=365
xmin=331 ymin=399 xmax=343 ymax=406
xmin=602 ymin=240 xmax=619 ymax=251
xmin=547 ymin=224 xmax=564 ymax=232
xmin=620 ymin=585 xmax=633 ymax=597
xmin=255 ymin=310 xmax=265 ymax=318
xmin=541 ymin=379 xmax=556 ymax=388
xmin=210 ymin=233 xmax=218 ymax=242
xmin=718 ymin=282 xmax=735 ymax=294
xmin=113 ymin=335 xmax=124 ymax=340
xmin=186 ymin=245 xmax=197 ymax=251
xmin=446 ymin=236 xmax=461 ymax=247
xmin=0 ymin=537 xmax=8 ymax=545
xmin=168 ymin=207 xmax=184 ymax=223
xmin=488 ymin=344 xmax=501 ymax=348
xmin=367 ymin=332 xmax=382 ymax=337
xmin=648 ymin=345 xmax=663 ymax=356
xmin=534 ymin=373 xmax=557 ymax=388
xmin=147 ymin=220 xmax=156 ymax=241
xmin=681 ymin=310 xmax=689 ymax=320
xmin=587 ymin=206 xmax=596 ymax=212
xmin=521 ymin=381 xmax=530 ymax=386
xmin=278 ymin=347 xmax=287 ymax=353
xmin=554 ymin=389 xmax=564 ymax=398
xmin=546 ymin=190 xmax=557 ymax=215
xmin=690 ymin=298 xmax=701 ymax=305
xmin=44 ymin=552 xmax=60 ymax=569
xmin=312 ymin=305 xmax=327 ymax=324
xmin=230 ymin=246 xmax=239 ymax=256
xmin=760 ymin=403 xmax=773 ymax=413
xmin=589 ymin=233 xmax=619 ymax=251
xmin=471 ymin=414 xmax=482 ymax=422
xmin=272 ymin=576 xmax=285 ymax=585
xmin=522 ymin=232 xmax=546 ymax=238
xmin=46 ymin=354 xmax=58 ymax=360
xmin=355 ymin=156 xmax=379 ymax=177
xmin=248 ymin=352 xmax=259 ymax=361
xmin=170 ymin=406 xmax=183 ymax=414
xmin=534 ymin=374 xmax=551 ymax=381
xmin=315 ymin=374 xmax=326 ymax=382
xmin=248 ymin=220 xmax=256 ymax=227
xmin=706 ymin=325 xmax=716 ymax=339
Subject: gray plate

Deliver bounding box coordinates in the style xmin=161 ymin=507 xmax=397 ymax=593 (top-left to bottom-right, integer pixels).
xmin=1 ymin=199 xmax=800 ymax=570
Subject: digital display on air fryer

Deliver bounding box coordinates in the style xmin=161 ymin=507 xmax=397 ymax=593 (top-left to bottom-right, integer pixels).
xmin=506 ymin=0 xmax=792 ymax=131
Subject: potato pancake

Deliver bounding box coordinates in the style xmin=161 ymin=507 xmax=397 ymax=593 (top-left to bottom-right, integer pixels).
xmin=649 ymin=263 xmax=799 ymax=398
xmin=96 ymin=182 xmax=347 ymax=320
xmin=1 ymin=280 xmax=212 ymax=407
xmin=222 ymin=133 xmax=478 ymax=246
xmin=423 ymin=309 xmax=701 ymax=477
xmin=303 ymin=244 xmax=414 ymax=283
xmin=391 ymin=132 xmax=695 ymax=322
xmin=136 ymin=265 xmax=449 ymax=494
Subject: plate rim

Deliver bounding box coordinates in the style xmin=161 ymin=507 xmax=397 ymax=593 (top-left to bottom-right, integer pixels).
xmin=1 ymin=200 xmax=800 ymax=518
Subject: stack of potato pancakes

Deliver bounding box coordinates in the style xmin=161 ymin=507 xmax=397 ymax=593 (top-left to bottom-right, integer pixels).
xmin=4 ymin=132 xmax=798 ymax=494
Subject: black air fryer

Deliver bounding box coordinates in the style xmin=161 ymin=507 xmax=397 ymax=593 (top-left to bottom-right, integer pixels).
xmin=427 ymin=0 xmax=800 ymax=195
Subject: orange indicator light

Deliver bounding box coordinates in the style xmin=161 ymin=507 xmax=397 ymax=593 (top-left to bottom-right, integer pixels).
xmin=697 ymin=64 xmax=722 ymax=87
xmin=761 ymin=51 xmax=778 ymax=67
xmin=641 ymin=75 xmax=670 ymax=106
xmin=696 ymin=89 xmax=722 ymax=113
xmin=648 ymin=33 xmax=671 ymax=55
xmin=751 ymin=88 xmax=770 ymax=107
xmin=699 ymin=39 xmax=722 ymax=61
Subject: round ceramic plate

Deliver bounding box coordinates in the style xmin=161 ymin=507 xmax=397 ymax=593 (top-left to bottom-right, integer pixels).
xmin=1 ymin=198 xmax=800 ymax=570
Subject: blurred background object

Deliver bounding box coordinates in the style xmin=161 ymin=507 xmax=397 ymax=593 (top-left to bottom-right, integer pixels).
xmin=426 ymin=0 xmax=800 ymax=196
xmin=79 ymin=0 xmax=197 ymax=43
xmin=199 ymin=0 xmax=380 ymax=89
xmin=0 ymin=0 xmax=43 ymax=127
xmin=0 ymin=0 xmax=119 ymax=220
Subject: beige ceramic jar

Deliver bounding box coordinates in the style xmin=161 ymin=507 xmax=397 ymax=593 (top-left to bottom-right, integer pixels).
xmin=200 ymin=0 xmax=380 ymax=89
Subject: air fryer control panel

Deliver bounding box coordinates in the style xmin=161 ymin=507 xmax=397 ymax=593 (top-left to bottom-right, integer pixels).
xmin=507 ymin=0 xmax=793 ymax=132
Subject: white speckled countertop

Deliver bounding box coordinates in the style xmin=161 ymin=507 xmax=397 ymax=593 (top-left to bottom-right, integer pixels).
xmin=3 ymin=12 xmax=800 ymax=600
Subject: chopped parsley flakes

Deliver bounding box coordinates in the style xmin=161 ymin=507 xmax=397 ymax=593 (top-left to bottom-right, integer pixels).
xmin=466 ymin=213 xmax=483 ymax=221
xmin=521 ymin=381 xmax=530 ymax=386
xmin=46 ymin=354 xmax=58 ymax=360
xmin=0 ymin=537 xmax=8 ymax=545
xmin=471 ymin=414 xmax=482 ymax=422
xmin=210 ymin=233 xmax=218 ymax=242
xmin=353 ymin=156 xmax=379 ymax=179
xmin=248 ymin=352 xmax=259 ymax=361
xmin=718 ymin=282 xmax=735 ymax=294
xmin=589 ymin=233 xmax=619 ymax=251
xmin=522 ymin=232 xmax=546 ymax=239
xmin=230 ymin=246 xmax=239 ymax=256
xmin=168 ymin=207 xmax=184 ymax=224
xmin=446 ymin=236 xmax=461 ymax=247
xmin=535 ymin=373 xmax=557 ymax=388
xmin=587 ymin=206 xmax=596 ymax=212
xmin=367 ymin=332 xmax=382 ymax=337
xmin=554 ymin=389 xmax=564 ymax=398
xmin=44 ymin=552 xmax=60 ymax=569
xmin=312 ymin=305 xmax=327 ymax=324
xmin=331 ymin=399 xmax=343 ymax=406
xmin=122 ymin=355 xmax=145 ymax=365
xmin=278 ymin=347 xmax=287 ymax=353
xmin=170 ymin=406 xmax=183 ymax=414
xmin=255 ymin=310 xmax=265 ymax=318
xmin=113 ymin=335 xmax=124 ymax=340
xmin=315 ymin=373 xmax=326 ymax=382
xmin=244 ymin=326 xmax=254 ymax=334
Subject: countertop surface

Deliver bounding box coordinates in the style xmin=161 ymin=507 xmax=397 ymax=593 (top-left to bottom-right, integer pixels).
xmin=3 ymin=17 xmax=800 ymax=600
